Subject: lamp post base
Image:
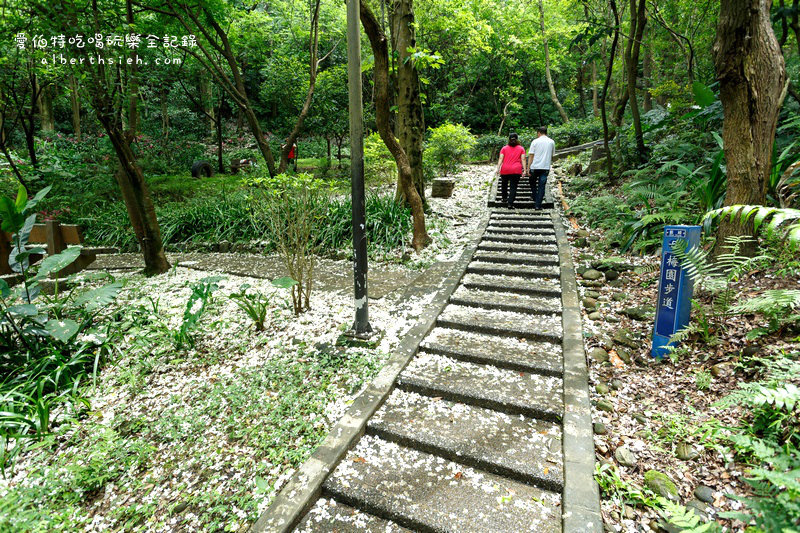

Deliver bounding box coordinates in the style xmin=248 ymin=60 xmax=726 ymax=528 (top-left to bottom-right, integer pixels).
xmin=338 ymin=328 xmax=381 ymax=348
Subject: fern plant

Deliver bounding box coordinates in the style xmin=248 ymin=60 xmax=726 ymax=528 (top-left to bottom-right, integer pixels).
xmin=731 ymin=289 xmax=800 ymax=339
xmin=658 ymin=498 xmax=722 ymax=532
xmin=671 ymin=236 xmax=765 ymax=335
xmin=705 ymin=205 xmax=800 ymax=248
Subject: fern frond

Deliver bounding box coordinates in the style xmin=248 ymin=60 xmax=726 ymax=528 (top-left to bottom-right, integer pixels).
xmin=634 ymin=264 xmax=659 ymax=275
xmin=705 ymin=205 xmax=800 ymax=246
xmin=731 ymin=290 xmax=800 ymax=316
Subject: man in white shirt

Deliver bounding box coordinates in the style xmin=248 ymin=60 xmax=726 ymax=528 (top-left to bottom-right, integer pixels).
xmin=527 ymin=126 xmax=556 ymax=210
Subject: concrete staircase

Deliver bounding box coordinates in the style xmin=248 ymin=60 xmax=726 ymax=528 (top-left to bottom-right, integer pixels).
xmin=295 ymin=207 xmax=566 ymax=532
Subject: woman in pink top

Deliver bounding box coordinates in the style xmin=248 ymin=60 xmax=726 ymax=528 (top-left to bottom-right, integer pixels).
xmin=495 ymin=132 xmax=527 ymax=209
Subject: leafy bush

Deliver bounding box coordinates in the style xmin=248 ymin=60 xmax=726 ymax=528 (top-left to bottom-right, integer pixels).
xmin=425 ymin=122 xmax=476 ymax=176
xmin=229 ymin=278 xmax=297 ymax=331
xmin=0 ymin=186 xmax=120 ymax=472
xmin=77 ymin=187 xmax=413 ymax=258
xmin=473 ymin=134 xmax=506 ymax=162
xmin=715 ymin=357 xmax=800 ymax=529
xmin=364 ymin=132 xmax=396 ymax=184
xmin=174 ymin=275 xmax=224 ymax=349
xmin=549 ymin=118 xmax=603 ymax=148
xmin=247 ymin=173 xmax=330 ymax=314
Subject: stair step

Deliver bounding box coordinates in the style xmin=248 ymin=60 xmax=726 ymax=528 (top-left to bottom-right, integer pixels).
xmin=482 ymin=234 xmax=557 ymax=245
xmin=486 ymin=227 xmax=556 ymax=236
xmin=323 ymin=435 xmax=561 ymax=533
xmin=398 ymin=352 xmax=563 ymax=421
xmin=438 ymin=304 xmax=562 ymax=340
xmin=461 ymin=273 xmax=561 ymax=298
xmin=487 ymin=221 xmax=554 ymax=229
xmin=368 ymin=389 xmax=563 ymax=491
xmin=491 ymin=211 xmax=552 ymax=219
xmin=420 ymin=326 xmax=563 ymax=376
xmin=472 ymin=251 xmax=560 ymax=266
xmin=488 ymin=201 xmax=554 ymax=209
xmin=476 ymin=242 xmax=559 ymax=255
xmin=449 ymin=285 xmax=562 ymax=315
xmin=466 ymin=261 xmax=559 ymax=279
xmin=297 ymin=498 xmax=412 ymax=532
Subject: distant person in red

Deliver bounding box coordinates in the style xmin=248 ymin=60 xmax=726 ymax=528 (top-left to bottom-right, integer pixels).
xmin=495 ymin=132 xmax=526 ymax=209
xmin=288 ymin=142 xmax=297 ymax=171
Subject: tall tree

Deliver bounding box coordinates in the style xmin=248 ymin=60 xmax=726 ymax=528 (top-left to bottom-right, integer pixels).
xmin=360 ymin=0 xmax=430 ymax=250
xmin=538 ymin=0 xmax=569 ymax=123
xmin=624 ymin=0 xmax=647 ymax=158
xmin=143 ymin=0 xmax=279 ymax=177
xmin=713 ymin=0 xmax=787 ymax=254
xmin=393 ymin=0 xmax=427 ymax=206
xmin=40 ymin=0 xmax=170 ymax=275
xmin=69 ymin=74 xmax=81 ymax=140
xmin=277 ymin=0 xmax=334 ymax=174
xmin=601 ymin=0 xmax=620 ymax=180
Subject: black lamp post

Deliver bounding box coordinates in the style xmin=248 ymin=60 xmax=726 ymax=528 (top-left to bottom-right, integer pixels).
xmin=346 ymin=0 xmax=372 ymax=336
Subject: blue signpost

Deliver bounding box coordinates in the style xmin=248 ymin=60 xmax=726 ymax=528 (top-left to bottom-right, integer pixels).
xmin=652 ymin=225 xmax=701 ymax=358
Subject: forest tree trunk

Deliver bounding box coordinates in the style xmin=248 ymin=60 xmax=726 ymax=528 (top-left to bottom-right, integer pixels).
xmin=393 ymin=0 xmax=427 ymax=207
xmin=199 ymin=72 xmax=215 ymax=138
xmin=361 ymin=0 xmax=430 ymax=250
xmin=538 ymin=0 xmax=569 ymax=123
xmin=713 ymin=0 xmax=787 ymax=255
xmin=602 ymin=0 xmax=620 ymax=180
xmin=69 ymin=74 xmax=81 ymax=140
xmin=39 ymin=85 xmax=55 ymax=133
xmin=625 ymin=0 xmax=647 ymax=158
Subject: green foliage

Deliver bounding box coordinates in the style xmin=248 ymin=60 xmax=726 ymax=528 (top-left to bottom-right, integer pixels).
xmin=672 ymin=236 xmax=765 ymax=327
xmin=594 ymin=462 xmax=661 ymax=509
xmin=731 ymin=290 xmax=800 ymax=340
xmin=473 ymin=134 xmax=507 ymax=162
xmin=174 ymin=276 xmax=224 ymax=349
xmin=229 ymin=278 xmax=297 ymax=331
xmin=425 ymin=123 xmax=476 ymax=176
xmin=364 ymin=132 xmax=396 ymax=184
xmin=548 ymin=118 xmax=603 ymax=148
xmin=706 ymin=205 xmax=800 ymax=248
xmin=0 ymin=193 xmax=123 ymax=473
xmin=247 ymin=173 xmax=329 ymax=314
xmin=694 ymin=370 xmax=712 ymax=391
xmin=659 ymin=499 xmax=722 ymax=532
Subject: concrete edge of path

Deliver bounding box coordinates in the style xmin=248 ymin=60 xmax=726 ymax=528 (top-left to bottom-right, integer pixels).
xmin=551 ymin=208 xmax=603 ymax=533
xmin=250 ymin=215 xmax=490 ymax=533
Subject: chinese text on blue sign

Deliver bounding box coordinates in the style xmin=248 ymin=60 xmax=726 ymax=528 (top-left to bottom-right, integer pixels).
xmin=652 ymin=225 xmax=701 ymax=358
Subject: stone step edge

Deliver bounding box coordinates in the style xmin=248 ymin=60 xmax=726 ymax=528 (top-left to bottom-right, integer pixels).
xmin=448 ymin=295 xmax=561 ymax=317
xmin=476 ymin=245 xmax=559 ymax=255
xmin=461 ymin=280 xmax=562 ymax=298
xmin=436 ymin=317 xmax=562 ymax=344
xmin=486 ymin=227 xmax=556 ymax=233
xmin=472 ymin=254 xmax=560 ymax=266
xmin=418 ymin=343 xmax=563 ymax=377
xmin=482 ymin=235 xmax=558 ymax=244
xmin=320 ymin=486 xmax=437 ymax=533
xmin=465 ymin=264 xmax=559 ymax=279
xmin=396 ymin=376 xmax=563 ymax=423
xmin=365 ymin=423 xmax=564 ymax=493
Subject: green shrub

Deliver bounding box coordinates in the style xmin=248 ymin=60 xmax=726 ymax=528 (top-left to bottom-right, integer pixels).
xmin=0 ymin=186 xmax=121 ymax=473
xmin=247 ymin=173 xmax=331 ymax=314
xmin=364 ymin=132 xmax=396 ymax=184
xmin=549 ymin=118 xmax=603 ymax=148
xmin=473 ymin=134 xmax=506 ymax=162
xmin=425 ymin=122 xmax=476 ymax=176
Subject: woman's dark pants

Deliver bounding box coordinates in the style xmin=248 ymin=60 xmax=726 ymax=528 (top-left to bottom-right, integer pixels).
xmin=500 ymin=174 xmax=522 ymax=208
